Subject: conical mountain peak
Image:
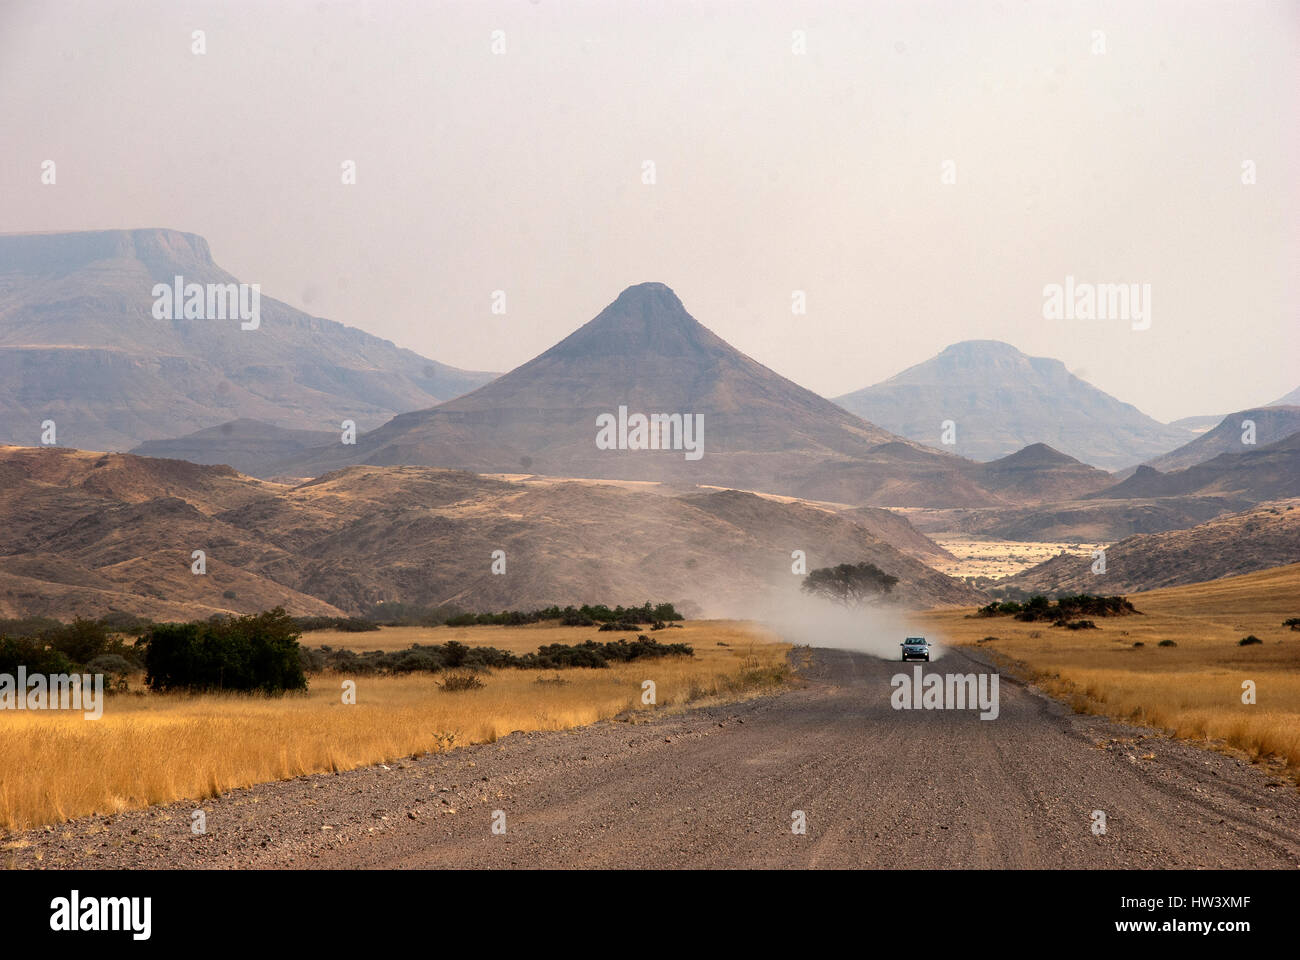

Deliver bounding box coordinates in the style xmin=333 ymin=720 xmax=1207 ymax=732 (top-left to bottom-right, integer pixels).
xmin=540 ymin=282 xmax=715 ymax=361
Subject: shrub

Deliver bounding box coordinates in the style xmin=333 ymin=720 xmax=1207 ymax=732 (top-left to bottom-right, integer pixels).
xmin=86 ymin=653 xmax=134 ymax=691
xmin=982 ymin=594 xmax=1138 ymax=622
xmin=298 ymin=635 xmax=693 ymax=677
xmin=439 ymin=672 xmax=485 ymax=692
xmin=1158 ymin=639 xmax=1177 ymax=647
xmin=560 ymin=609 xmax=596 ymax=626
xmin=529 ymin=642 xmax=609 ymax=669
xmin=140 ymin=607 xmax=307 ymax=694
xmin=434 ymin=601 xmax=683 ymax=627
xmin=0 ymin=635 xmax=75 ymax=675
xmin=45 ymin=618 xmax=112 ymax=664
xmin=86 ymin=653 xmax=134 ymax=676
xmin=1239 ymin=635 xmax=1263 ymax=646
xmin=387 ymin=649 xmax=441 ymax=673
xmin=1284 ymin=618 xmax=1300 ymax=631
xmin=977 ymin=601 xmax=1021 ymax=617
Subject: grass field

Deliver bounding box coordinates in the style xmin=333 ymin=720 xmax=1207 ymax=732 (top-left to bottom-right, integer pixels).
xmin=920 ymin=563 xmax=1300 ymax=781
xmin=303 ymin=621 xmax=699 ymax=654
xmin=926 ymin=535 xmax=1106 ymax=580
xmin=0 ymin=620 xmax=789 ymax=833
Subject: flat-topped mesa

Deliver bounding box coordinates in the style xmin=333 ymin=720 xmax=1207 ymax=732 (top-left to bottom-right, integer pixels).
xmin=0 ymin=228 xmax=215 ymax=278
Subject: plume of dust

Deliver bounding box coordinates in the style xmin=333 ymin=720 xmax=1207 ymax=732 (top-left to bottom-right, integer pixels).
xmin=705 ymin=579 xmax=946 ymax=661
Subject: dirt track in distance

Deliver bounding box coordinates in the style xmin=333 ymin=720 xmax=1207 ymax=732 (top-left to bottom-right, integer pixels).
xmin=10 ymin=647 xmax=1300 ymax=869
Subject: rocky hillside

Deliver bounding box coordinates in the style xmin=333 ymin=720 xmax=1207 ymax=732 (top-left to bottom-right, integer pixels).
xmin=1142 ymin=406 xmax=1300 ymax=473
xmin=0 ymin=446 xmax=981 ymax=620
xmin=998 ymin=499 xmax=1300 ymax=594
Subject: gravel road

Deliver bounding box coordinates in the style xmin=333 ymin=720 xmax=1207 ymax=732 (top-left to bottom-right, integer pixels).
xmin=11 ymin=646 xmax=1300 ymax=869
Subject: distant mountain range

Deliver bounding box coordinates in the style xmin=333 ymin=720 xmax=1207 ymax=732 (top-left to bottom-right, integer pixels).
xmin=921 ymin=426 xmax=1300 ymax=544
xmin=150 ymin=282 xmax=1112 ymax=508
xmin=0 ymin=229 xmax=497 ymax=452
xmin=0 ymin=446 xmax=981 ymax=619
xmin=1141 ymin=406 xmax=1300 ymax=474
xmin=1166 ymin=385 xmax=1299 ymax=437
xmin=8 ymin=230 xmax=1288 ymax=524
xmin=833 ymin=340 xmax=1194 ymax=470
xmin=1094 ymin=431 xmax=1300 ymax=503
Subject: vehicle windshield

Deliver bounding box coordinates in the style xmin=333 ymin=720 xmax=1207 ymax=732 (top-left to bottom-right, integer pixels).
xmin=905 ymin=638 xmax=926 ymax=644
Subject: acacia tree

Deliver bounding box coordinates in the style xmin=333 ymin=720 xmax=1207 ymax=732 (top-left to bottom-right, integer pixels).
xmin=800 ymin=562 xmax=899 ymax=606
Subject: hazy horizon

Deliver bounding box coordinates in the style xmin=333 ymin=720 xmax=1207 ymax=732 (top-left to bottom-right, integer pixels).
xmin=2 ymin=0 xmax=1296 ymax=422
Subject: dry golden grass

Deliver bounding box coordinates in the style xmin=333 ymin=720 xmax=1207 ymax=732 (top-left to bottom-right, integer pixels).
xmin=920 ymin=563 xmax=1300 ymax=780
xmin=0 ymin=620 xmax=789 ymax=833
xmin=304 ymin=621 xmax=694 ymax=654
xmin=926 ymin=535 xmax=1106 ymax=580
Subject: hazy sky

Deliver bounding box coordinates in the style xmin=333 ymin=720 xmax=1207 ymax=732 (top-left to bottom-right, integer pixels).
xmin=2 ymin=0 xmax=1296 ymax=422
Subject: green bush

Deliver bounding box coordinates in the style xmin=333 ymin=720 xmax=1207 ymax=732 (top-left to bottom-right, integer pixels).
xmin=300 ymin=635 xmax=694 ymax=676
xmin=381 ymin=601 xmax=683 ymax=628
xmin=980 ymin=594 xmax=1138 ymax=622
xmin=1239 ymin=635 xmax=1263 ymax=646
xmin=45 ymin=618 xmax=112 ymax=664
xmin=0 ymin=635 xmax=75 ymax=675
xmin=560 ymin=608 xmax=596 ymax=626
xmin=140 ymin=607 xmax=307 ymax=694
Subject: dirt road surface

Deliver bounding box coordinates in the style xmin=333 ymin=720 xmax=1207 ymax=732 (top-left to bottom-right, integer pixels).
xmin=11 ymin=647 xmax=1300 ymax=869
